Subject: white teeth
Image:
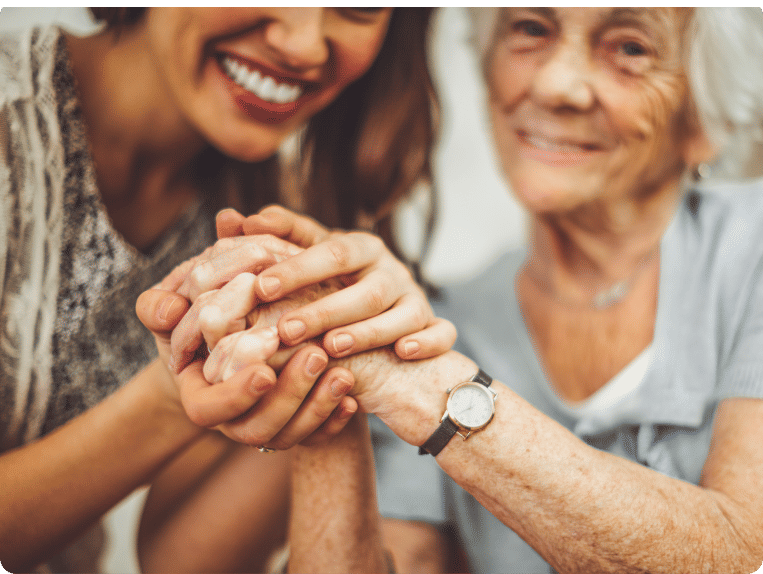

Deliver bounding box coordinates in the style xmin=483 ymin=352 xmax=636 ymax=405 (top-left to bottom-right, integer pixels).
xmin=260 ymin=76 xmax=277 ymax=100
xmin=275 ymin=84 xmax=293 ymax=104
xmin=527 ymin=135 xmax=587 ymax=153
xmin=221 ymin=56 xmax=303 ymax=104
xmin=245 ymin=70 xmax=262 ymax=93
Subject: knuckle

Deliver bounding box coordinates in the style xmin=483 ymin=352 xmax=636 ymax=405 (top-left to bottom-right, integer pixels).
xmin=240 ymin=242 xmax=268 ymax=264
xmin=326 ymin=240 xmax=352 ymax=270
xmin=189 ymin=263 xmax=214 ymax=296
xmin=312 ymin=400 xmax=337 ymax=422
xmin=212 ymin=237 xmax=236 ymax=254
xmin=358 ymin=322 xmax=384 ymax=348
xmin=260 ymin=204 xmax=286 ymax=217
xmin=302 ymin=306 xmax=333 ymax=332
xmin=183 ymin=400 xmax=210 ymax=428
xmin=408 ymin=305 xmax=429 ymax=329
xmin=364 ymin=285 xmax=389 ymax=313
xmin=351 ymin=231 xmax=382 ymax=252
xmin=283 ymin=380 xmax=309 ymax=403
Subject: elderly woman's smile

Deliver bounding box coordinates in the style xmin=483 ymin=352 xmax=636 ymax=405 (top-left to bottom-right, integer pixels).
xmin=487 ymin=7 xmax=695 ymax=213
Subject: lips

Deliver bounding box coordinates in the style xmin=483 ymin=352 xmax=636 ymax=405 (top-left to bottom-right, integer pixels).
xmin=215 ymin=53 xmax=321 ymax=124
xmin=516 ymin=129 xmax=605 ymax=166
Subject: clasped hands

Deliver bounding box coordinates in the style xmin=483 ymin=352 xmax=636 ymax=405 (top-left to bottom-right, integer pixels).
xmin=137 ymin=205 xmax=455 ymax=450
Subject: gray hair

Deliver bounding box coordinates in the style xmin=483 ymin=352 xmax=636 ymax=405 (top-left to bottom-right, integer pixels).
xmin=468 ymin=7 xmax=763 ymax=178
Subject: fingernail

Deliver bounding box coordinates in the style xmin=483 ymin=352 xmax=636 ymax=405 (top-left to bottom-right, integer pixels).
xmin=404 ymin=341 xmax=420 ymax=357
xmin=330 ymin=377 xmax=352 ymax=399
xmin=339 ymin=404 xmax=356 ymax=419
xmin=284 ymin=319 xmax=306 ymax=341
xmin=332 ymin=333 xmax=354 ymax=353
xmin=258 ymin=276 xmax=282 ymax=298
xmin=306 ymin=353 xmax=328 ymax=377
xmin=158 ymin=296 xmax=181 ymax=322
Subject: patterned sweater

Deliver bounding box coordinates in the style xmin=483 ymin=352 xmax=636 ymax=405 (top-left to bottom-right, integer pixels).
xmin=0 ymin=26 xmax=216 ymax=451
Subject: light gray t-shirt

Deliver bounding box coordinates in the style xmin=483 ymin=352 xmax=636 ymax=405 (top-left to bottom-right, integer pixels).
xmin=373 ymin=178 xmax=763 ymax=573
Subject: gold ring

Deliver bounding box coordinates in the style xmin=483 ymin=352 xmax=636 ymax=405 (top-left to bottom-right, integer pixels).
xmin=257 ymin=446 xmax=277 ymax=453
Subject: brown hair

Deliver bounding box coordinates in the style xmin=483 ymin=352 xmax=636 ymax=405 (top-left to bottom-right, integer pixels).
xmin=89 ymin=8 xmax=438 ymax=272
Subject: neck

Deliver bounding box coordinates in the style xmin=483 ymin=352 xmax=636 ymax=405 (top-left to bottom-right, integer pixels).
xmin=66 ymin=29 xmax=209 ymax=206
xmin=525 ymin=181 xmax=682 ymax=307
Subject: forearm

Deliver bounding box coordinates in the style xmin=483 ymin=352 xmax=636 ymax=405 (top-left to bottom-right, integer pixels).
xmin=352 ymin=351 xmax=762 ymax=574
xmin=139 ymin=437 xmax=291 ymax=573
xmin=289 ymin=414 xmax=388 ymax=574
xmin=0 ymin=360 xmax=203 ymax=572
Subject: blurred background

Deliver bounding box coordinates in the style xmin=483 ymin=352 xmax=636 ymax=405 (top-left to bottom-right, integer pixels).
xmin=0 ymin=7 xmax=526 ymax=573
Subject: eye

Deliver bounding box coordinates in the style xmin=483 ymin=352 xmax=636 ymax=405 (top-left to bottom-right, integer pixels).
xmin=602 ymin=31 xmax=655 ymax=75
xmin=621 ymin=41 xmax=647 ymax=57
xmin=505 ymin=18 xmax=553 ymax=52
xmin=337 ymin=7 xmax=389 ymax=23
xmin=515 ymin=20 xmax=550 ymax=38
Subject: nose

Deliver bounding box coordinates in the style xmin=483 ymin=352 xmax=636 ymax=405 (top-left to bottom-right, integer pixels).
xmin=264 ymin=8 xmax=329 ymax=72
xmin=531 ymin=40 xmax=595 ymax=112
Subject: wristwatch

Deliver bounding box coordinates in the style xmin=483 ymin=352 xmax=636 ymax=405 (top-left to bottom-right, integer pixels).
xmin=418 ymin=368 xmax=497 ymax=456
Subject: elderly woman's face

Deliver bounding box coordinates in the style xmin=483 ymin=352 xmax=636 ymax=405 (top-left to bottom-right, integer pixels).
xmin=487 ymin=7 xmax=695 ymax=213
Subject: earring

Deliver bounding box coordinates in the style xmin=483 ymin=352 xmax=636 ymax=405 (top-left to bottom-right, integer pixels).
xmin=693 ymin=162 xmax=712 ymax=180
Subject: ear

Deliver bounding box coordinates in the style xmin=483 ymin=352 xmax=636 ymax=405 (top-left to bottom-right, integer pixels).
xmin=682 ymin=127 xmax=717 ymax=169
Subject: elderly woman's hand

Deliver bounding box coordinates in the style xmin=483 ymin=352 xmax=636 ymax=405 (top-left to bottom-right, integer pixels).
xmin=215 ymin=205 xmax=457 ymax=360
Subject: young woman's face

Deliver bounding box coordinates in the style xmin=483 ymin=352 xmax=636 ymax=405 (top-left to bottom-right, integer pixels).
xmin=486 ymin=7 xmax=697 ymax=214
xmin=143 ymin=8 xmax=393 ymax=161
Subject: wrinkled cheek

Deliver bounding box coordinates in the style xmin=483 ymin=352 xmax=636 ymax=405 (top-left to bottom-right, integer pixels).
xmin=622 ymin=77 xmax=686 ymax=148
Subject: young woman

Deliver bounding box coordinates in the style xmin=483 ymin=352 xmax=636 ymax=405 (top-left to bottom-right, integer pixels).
xmin=0 ymin=8 xmax=451 ymax=572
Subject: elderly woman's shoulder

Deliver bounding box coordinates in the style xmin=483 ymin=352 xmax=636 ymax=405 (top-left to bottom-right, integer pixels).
xmin=686 ymin=176 xmax=763 ymax=260
xmin=692 ymin=176 xmax=763 ymax=213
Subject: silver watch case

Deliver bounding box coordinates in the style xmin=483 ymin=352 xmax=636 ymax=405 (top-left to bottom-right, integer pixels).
xmin=443 ymin=381 xmax=498 ymax=439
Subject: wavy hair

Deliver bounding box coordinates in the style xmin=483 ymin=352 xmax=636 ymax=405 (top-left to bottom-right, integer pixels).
xmin=89 ymin=8 xmax=438 ymax=266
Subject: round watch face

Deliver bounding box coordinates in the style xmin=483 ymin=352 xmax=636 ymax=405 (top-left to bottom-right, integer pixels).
xmin=447 ymin=382 xmax=495 ymax=430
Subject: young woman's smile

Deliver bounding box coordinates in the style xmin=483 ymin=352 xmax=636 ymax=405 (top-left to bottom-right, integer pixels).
xmin=143 ymin=8 xmax=393 ymax=162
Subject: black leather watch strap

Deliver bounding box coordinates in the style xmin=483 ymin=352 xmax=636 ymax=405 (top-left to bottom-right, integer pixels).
xmin=472 ymin=368 xmax=493 ymax=388
xmin=418 ymin=417 xmax=459 ymax=456
xmin=418 ymin=368 xmax=493 ymax=456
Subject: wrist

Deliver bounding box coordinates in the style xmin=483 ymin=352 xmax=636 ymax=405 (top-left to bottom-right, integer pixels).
xmin=339 ymin=350 xmax=477 ymax=448
xmin=136 ymin=360 xmax=206 ymax=443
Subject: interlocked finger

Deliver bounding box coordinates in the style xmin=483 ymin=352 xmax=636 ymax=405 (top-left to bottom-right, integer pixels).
xmin=195 ymin=272 xmax=260 ymax=353
xmin=264 ymin=366 xmax=356 ymax=449
xmin=204 ymin=325 xmax=280 ymax=384
xmin=241 ymin=204 xmax=332 ymax=248
xmin=393 ymin=316 xmax=458 ymax=360
xmin=177 ymin=360 xmax=277 ymax=429
xmin=176 ymin=236 xmax=301 ymax=302
xmin=251 ymin=232 xmax=387 ymax=304
xmin=319 ymin=291 xmax=433 ymax=357
xmin=216 ymin=345 xmax=330 ymax=447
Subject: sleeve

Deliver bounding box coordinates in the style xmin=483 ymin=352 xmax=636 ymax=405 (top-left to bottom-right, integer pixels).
xmin=718 ymin=250 xmax=763 ymax=401
xmin=370 ymin=414 xmax=448 ymax=525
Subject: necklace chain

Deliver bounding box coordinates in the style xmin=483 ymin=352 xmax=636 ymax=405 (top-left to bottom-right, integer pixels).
xmin=524 ymin=248 xmax=659 ymax=310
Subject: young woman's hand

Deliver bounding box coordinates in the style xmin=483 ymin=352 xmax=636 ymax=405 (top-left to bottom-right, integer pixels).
xmin=137 ymin=287 xmax=357 ymax=450
xmin=215 ymin=205 xmax=457 ymax=360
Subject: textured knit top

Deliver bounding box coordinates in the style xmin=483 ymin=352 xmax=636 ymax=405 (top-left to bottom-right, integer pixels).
xmin=0 ymin=26 xmax=216 ymax=451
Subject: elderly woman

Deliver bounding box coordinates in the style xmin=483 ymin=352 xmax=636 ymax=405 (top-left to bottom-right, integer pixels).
xmin=159 ymin=6 xmax=763 ymax=573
